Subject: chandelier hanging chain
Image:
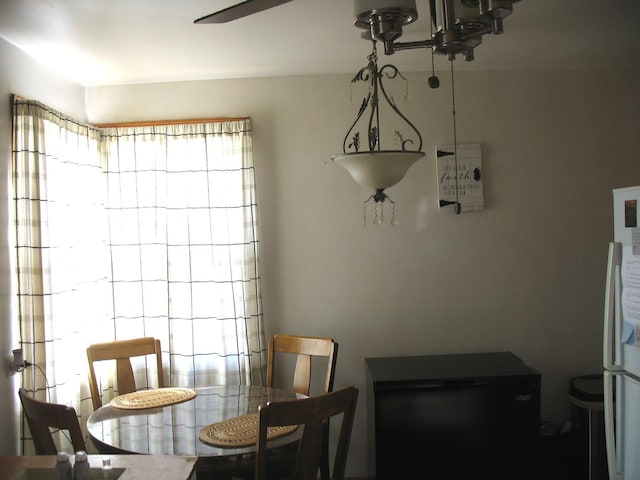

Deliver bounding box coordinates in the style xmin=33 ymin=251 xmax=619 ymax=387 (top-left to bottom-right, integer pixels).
xmin=450 ymin=58 xmax=461 ymax=214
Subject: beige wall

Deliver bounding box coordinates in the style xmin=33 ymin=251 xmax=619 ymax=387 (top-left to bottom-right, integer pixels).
xmin=86 ymin=69 xmax=640 ymax=476
xmin=2 ymin=34 xmax=640 ymax=476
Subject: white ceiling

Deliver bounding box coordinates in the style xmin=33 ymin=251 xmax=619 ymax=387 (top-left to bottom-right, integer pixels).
xmin=0 ymin=0 xmax=639 ymax=87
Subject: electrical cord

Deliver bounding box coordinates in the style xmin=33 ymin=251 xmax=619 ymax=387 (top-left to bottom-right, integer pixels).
xmin=22 ymin=361 xmax=51 ymax=400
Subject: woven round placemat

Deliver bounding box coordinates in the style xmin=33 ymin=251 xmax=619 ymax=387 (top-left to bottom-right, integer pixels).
xmin=199 ymin=413 xmax=298 ymax=448
xmin=110 ymin=387 xmax=196 ymax=410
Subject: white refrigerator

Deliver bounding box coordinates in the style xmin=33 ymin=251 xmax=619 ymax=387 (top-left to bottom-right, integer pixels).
xmin=603 ymin=185 xmax=640 ymax=480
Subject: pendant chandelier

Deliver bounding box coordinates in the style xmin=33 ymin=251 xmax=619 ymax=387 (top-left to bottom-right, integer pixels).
xmin=332 ymin=0 xmax=522 ymax=224
xmin=332 ymin=41 xmax=424 ymax=226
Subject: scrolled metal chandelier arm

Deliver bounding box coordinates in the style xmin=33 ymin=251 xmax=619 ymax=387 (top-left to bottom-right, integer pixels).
xmin=367 ymin=64 xmax=380 ymax=151
xmin=342 ymin=93 xmax=370 ymax=153
xmin=341 ymin=51 xmax=376 ymax=153
xmin=341 ymin=42 xmax=422 ymax=156
xmin=377 ymin=63 xmax=423 ymax=152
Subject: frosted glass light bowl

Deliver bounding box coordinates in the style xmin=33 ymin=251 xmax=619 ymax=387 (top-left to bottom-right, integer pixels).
xmin=332 ymin=151 xmax=424 ymax=191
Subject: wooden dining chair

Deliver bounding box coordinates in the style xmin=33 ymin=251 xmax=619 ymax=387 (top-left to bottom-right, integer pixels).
xmin=266 ymin=334 xmax=338 ymax=480
xmin=255 ymin=386 xmax=359 ymax=480
xmin=18 ymin=388 xmax=86 ymax=455
xmin=86 ymin=336 xmax=164 ymax=410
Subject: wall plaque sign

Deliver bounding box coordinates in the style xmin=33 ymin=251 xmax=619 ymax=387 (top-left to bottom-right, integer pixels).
xmin=436 ymin=143 xmax=484 ymax=212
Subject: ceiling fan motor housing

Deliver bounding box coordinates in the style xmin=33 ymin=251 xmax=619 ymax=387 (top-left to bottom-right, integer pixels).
xmin=353 ymin=0 xmax=522 ymax=58
xmin=354 ymin=0 xmax=419 ymax=54
xmin=480 ymin=0 xmax=517 ymax=33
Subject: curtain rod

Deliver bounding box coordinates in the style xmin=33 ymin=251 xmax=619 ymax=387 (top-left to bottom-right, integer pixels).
xmin=94 ymin=116 xmax=250 ymax=128
xmin=12 ymin=95 xmax=248 ymax=128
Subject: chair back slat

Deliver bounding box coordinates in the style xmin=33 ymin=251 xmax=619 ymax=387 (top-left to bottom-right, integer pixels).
xmin=115 ymin=357 xmax=137 ymax=395
xmin=292 ymin=354 xmax=312 ymax=395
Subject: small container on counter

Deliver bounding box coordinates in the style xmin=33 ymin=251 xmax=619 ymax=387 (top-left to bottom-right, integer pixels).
xmin=54 ymin=451 xmax=72 ymax=480
xmin=74 ymin=450 xmax=91 ymax=480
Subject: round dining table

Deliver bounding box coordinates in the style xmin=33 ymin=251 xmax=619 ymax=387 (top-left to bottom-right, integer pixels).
xmin=87 ymin=385 xmax=304 ymax=475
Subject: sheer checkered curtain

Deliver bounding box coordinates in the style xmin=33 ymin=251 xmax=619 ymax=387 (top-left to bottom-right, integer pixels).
xmin=12 ymin=96 xmax=266 ymax=453
xmin=99 ymin=119 xmax=266 ymax=390
xmin=12 ymin=97 xmax=111 ymax=453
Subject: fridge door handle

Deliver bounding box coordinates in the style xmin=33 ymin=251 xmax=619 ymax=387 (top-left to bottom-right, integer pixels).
xmin=603 ymin=371 xmax=617 ymax=480
xmin=603 ymin=242 xmax=622 ymax=370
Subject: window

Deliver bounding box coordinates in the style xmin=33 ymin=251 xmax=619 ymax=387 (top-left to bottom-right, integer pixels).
xmin=12 ymin=97 xmax=266 ymax=452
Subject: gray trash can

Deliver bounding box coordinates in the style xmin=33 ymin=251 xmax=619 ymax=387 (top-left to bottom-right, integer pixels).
xmin=569 ymin=374 xmax=608 ymax=480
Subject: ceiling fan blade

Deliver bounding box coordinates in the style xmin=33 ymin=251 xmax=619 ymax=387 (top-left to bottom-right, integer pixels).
xmin=194 ymin=0 xmax=294 ymax=24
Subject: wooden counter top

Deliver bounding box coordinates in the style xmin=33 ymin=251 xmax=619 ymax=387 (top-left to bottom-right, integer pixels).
xmin=0 ymin=455 xmax=196 ymax=480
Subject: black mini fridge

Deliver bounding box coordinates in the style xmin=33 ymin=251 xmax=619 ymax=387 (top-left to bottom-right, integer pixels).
xmin=365 ymin=352 xmax=541 ymax=479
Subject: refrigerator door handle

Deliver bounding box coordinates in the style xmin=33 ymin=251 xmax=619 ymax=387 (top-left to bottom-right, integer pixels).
xmin=604 ymin=242 xmax=622 ymax=370
xmin=603 ymin=371 xmax=617 ymax=480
